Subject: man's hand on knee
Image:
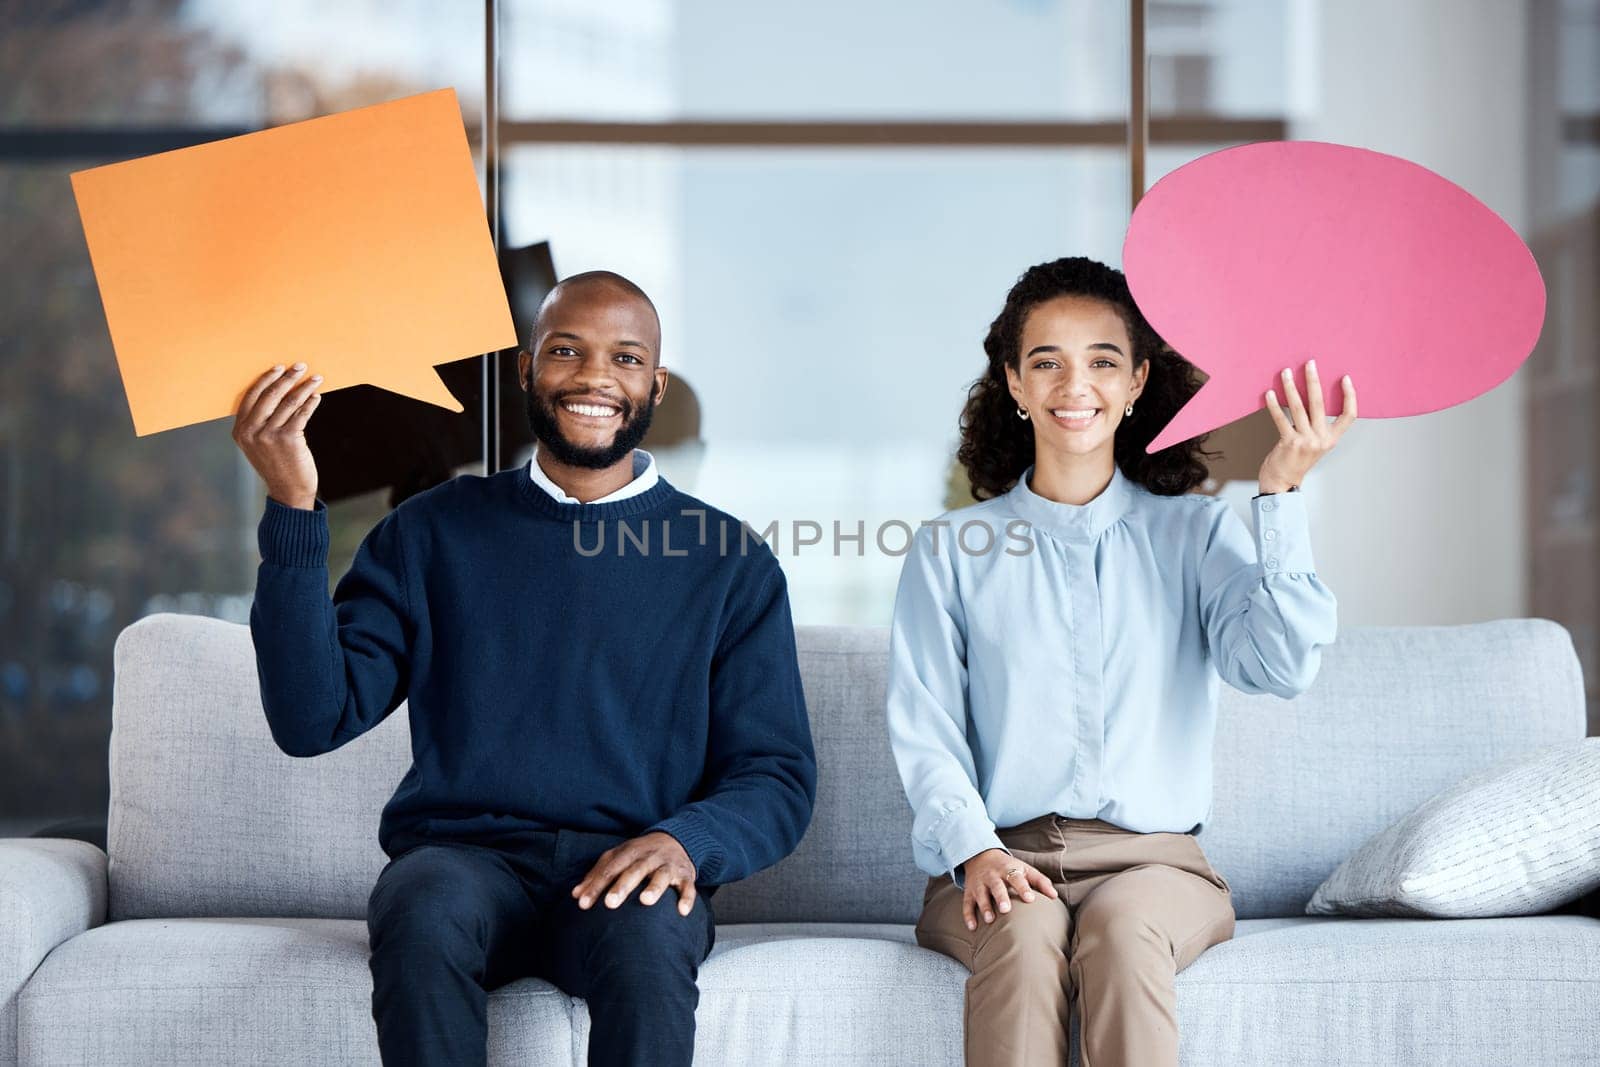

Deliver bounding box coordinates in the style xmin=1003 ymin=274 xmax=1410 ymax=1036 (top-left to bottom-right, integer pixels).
xmin=571 ymin=831 xmax=699 ymax=917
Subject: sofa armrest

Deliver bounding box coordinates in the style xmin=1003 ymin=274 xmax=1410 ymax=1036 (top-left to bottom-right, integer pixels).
xmin=0 ymin=839 xmax=108 ymax=1067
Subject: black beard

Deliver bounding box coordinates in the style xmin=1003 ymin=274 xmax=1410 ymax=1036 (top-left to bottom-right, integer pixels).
xmin=525 ymin=386 xmax=656 ymax=470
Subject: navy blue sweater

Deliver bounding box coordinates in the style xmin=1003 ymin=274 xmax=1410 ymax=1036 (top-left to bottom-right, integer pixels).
xmin=248 ymin=467 xmax=817 ymax=887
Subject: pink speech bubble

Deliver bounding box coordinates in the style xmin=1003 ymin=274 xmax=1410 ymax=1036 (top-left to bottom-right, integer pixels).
xmin=1123 ymin=140 xmax=1546 ymax=454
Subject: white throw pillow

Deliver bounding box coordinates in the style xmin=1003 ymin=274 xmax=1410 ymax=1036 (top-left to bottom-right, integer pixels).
xmin=1307 ymin=738 xmax=1600 ymax=918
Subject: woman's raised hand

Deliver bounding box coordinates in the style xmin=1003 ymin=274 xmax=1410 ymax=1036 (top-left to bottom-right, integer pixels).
xmin=959 ymin=848 xmax=1060 ymax=931
xmin=1259 ymin=358 xmax=1358 ymax=494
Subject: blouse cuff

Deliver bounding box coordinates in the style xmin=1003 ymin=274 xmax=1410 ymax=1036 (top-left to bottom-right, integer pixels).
xmin=932 ymin=806 xmax=1008 ymax=890
xmin=1250 ymin=489 xmax=1317 ymax=576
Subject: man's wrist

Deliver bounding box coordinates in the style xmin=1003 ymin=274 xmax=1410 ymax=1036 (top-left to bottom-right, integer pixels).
xmin=267 ymin=490 xmax=317 ymax=511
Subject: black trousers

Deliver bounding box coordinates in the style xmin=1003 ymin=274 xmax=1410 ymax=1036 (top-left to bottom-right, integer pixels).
xmin=366 ymin=827 xmax=716 ymax=1067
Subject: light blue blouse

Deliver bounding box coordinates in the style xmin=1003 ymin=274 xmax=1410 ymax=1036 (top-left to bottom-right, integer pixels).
xmin=885 ymin=463 xmax=1337 ymax=887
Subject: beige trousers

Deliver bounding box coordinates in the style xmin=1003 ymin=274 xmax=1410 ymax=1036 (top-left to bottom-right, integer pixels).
xmin=914 ymin=814 xmax=1235 ymax=1067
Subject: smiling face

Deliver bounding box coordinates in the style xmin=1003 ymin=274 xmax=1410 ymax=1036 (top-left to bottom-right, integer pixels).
xmin=518 ymin=279 xmax=668 ymax=470
xmin=1005 ymin=294 xmax=1148 ymax=460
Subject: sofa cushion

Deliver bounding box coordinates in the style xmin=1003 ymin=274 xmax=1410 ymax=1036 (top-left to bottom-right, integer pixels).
xmin=1307 ymin=738 xmax=1600 ymax=917
xmin=1167 ymin=914 xmax=1600 ymax=1066
xmin=108 ymin=615 xmax=405 ymax=921
xmin=108 ymin=614 xmax=1585 ymax=923
xmin=703 ymin=619 xmax=1589 ymax=923
xmin=16 ymin=917 xmax=572 ymax=1066
xmin=696 ymin=916 xmax=1600 ymax=1067
xmin=672 ymin=923 xmax=967 ymax=1066
xmin=1196 ymin=618 xmax=1585 ymax=918
xmin=19 ymin=916 xmax=1600 ymax=1066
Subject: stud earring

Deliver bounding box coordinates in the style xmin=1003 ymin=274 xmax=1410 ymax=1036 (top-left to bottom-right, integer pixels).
xmin=1125 ymin=402 xmax=1134 ymax=417
xmin=1017 ymin=405 xmax=1030 ymax=421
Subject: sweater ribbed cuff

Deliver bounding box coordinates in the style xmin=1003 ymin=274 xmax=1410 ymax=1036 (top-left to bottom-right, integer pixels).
xmin=649 ymin=809 xmax=724 ymax=885
xmin=258 ymin=495 xmax=330 ymax=568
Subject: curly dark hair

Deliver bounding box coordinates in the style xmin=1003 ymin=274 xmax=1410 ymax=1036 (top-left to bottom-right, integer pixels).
xmin=956 ymin=256 xmax=1219 ymax=500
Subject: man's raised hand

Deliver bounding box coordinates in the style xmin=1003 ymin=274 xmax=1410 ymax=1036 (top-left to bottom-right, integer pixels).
xmin=233 ymin=362 xmax=323 ymax=510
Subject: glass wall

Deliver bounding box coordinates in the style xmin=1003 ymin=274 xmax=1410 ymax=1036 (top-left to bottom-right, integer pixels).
xmin=500 ymin=0 xmax=1131 ymax=623
xmin=0 ymin=0 xmax=486 ymax=835
xmin=9 ymin=1 xmax=1590 ymax=836
xmin=1527 ymin=0 xmax=1600 ymax=731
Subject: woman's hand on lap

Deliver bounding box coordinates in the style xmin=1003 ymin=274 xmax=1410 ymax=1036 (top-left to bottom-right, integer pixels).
xmin=959 ymin=849 xmax=1059 ymax=931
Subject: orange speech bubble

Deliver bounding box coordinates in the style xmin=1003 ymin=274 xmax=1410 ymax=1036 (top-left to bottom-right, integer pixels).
xmin=70 ymin=88 xmax=516 ymax=437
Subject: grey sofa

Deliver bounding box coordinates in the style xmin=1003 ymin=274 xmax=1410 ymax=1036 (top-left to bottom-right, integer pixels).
xmin=3 ymin=612 xmax=1598 ymax=1065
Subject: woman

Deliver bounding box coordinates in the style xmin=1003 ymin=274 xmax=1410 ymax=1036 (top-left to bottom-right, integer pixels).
xmin=886 ymin=256 xmax=1355 ymax=1067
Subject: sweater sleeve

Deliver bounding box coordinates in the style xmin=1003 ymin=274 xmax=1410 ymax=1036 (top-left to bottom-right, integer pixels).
xmin=648 ymin=559 xmax=817 ymax=886
xmin=1198 ymin=491 xmax=1338 ymax=700
xmin=884 ymin=523 xmax=1010 ymax=891
xmin=248 ymin=495 xmax=413 ymax=758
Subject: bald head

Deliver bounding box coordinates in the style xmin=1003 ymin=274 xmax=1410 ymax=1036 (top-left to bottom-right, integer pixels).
xmin=518 ymin=268 xmax=670 ymax=474
xmin=530 ymin=270 xmax=661 ymax=364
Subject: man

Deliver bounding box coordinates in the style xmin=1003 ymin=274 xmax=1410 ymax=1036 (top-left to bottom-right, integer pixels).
xmin=236 ymin=270 xmax=817 ymax=1067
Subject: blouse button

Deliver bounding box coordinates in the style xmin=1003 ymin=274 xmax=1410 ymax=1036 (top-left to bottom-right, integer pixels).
xmin=1266 ymin=556 xmax=1279 ymax=569
xmin=1264 ymin=529 xmax=1277 ymax=541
